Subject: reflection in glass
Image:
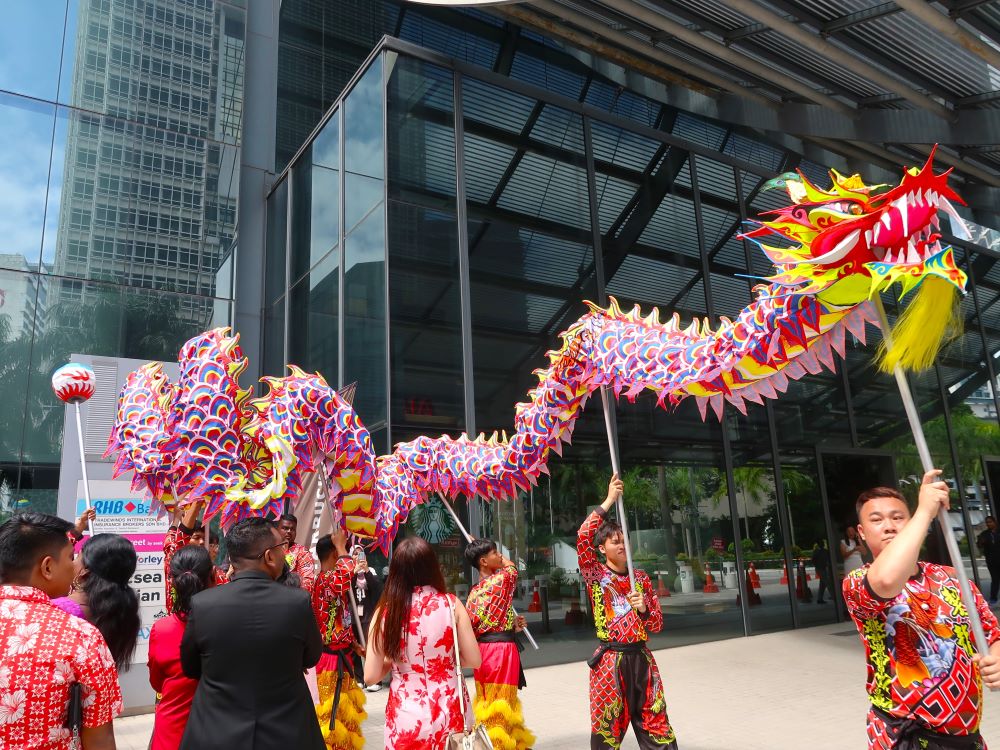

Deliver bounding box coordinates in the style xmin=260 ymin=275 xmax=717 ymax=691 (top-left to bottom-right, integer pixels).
xmin=289 ymin=246 xmax=339 ymax=383
xmin=265 ymin=180 xmax=288 ymax=305
xmin=344 ymin=55 xmax=384 ymax=180
xmin=344 ymin=204 xmax=386 ymax=427
xmin=0 ymin=2 xmax=66 ymax=102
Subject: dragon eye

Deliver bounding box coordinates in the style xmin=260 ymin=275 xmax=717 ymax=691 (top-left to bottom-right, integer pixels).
xmin=849 ymin=204 xmax=862 ymax=215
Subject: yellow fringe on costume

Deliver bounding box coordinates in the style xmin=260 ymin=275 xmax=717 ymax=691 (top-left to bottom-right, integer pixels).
xmin=473 ymin=680 xmax=536 ymax=750
xmin=315 ymin=676 xmax=367 ymax=750
xmin=876 ymin=276 xmax=961 ymax=374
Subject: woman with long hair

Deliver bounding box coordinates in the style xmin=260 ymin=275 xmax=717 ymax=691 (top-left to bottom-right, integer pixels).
xmin=147 ymin=545 xmax=215 ymax=750
xmin=52 ymin=532 xmax=141 ymax=671
xmin=364 ymin=536 xmax=481 ymax=749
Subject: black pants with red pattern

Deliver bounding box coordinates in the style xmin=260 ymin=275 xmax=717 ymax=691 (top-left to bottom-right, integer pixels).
xmin=589 ymin=646 xmax=678 ymax=749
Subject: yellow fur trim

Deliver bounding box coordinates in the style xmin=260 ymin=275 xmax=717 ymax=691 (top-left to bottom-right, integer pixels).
xmin=473 ymin=682 xmax=536 ymax=750
xmin=315 ymin=681 xmax=367 ymax=750
xmin=876 ymin=276 xmax=961 ymax=373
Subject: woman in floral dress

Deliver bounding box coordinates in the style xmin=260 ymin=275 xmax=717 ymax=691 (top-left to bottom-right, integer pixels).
xmin=364 ymin=537 xmax=481 ymax=749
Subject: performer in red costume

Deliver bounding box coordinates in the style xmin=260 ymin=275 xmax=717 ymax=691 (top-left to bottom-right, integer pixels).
xmin=465 ymin=539 xmax=535 ymax=750
xmin=844 ymin=470 xmax=1000 ymax=749
xmin=279 ymin=513 xmax=317 ymax=593
xmin=163 ymin=502 xmax=227 ymax=614
xmin=578 ymin=474 xmax=678 ymax=750
xmin=312 ymin=529 xmax=366 ymax=749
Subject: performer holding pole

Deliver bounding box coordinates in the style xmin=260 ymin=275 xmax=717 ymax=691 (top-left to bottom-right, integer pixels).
xmin=464 ymin=538 xmax=536 ymax=750
xmin=438 ymin=492 xmax=538 ymax=650
xmin=51 ymin=363 xmax=98 ymax=535
xmin=312 ymin=529 xmax=367 ymax=750
xmin=578 ymin=474 xmax=676 ymax=749
xmin=599 ymin=387 xmax=637 ymax=590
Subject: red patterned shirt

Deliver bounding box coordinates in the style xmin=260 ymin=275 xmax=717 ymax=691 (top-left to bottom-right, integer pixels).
xmin=843 ymin=562 xmax=1000 ymax=736
xmin=286 ymin=543 xmax=316 ymax=593
xmin=312 ymin=557 xmax=357 ymax=650
xmin=0 ymin=585 xmax=123 ymax=748
xmin=577 ymin=508 xmax=662 ymax=643
xmin=466 ymin=564 xmax=517 ymax=635
xmin=163 ymin=526 xmax=228 ymax=614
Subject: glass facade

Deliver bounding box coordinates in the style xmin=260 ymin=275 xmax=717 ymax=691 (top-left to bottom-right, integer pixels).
xmin=0 ymin=0 xmax=243 ymax=516
xmin=265 ymin=26 xmax=1000 ymax=660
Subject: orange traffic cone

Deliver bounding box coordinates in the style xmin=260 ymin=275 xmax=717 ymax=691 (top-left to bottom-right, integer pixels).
xmin=703 ymin=562 xmax=719 ymax=593
xmin=780 ymin=561 xmax=788 ymax=585
xmin=528 ymin=580 xmax=541 ymax=613
xmin=565 ymin=598 xmax=584 ymax=625
xmin=748 ymin=562 xmax=761 ymax=589
xmin=737 ymin=573 xmax=762 ymax=607
xmin=656 ymin=572 xmax=671 ymax=598
xmin=795 ymin=561 xmax=812 ymax=602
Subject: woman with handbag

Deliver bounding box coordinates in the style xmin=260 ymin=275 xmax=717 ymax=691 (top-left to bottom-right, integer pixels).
xmin=364 ymin=536 xmax=482 ymax=749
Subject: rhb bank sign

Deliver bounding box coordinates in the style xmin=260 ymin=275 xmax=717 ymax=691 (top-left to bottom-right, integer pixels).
xmin=75 ymin=480 xmax=170 ymax=554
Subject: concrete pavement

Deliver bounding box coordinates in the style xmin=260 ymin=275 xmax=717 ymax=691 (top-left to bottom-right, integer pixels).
xmin=113 ymin=622 xmax=1000 ymax=749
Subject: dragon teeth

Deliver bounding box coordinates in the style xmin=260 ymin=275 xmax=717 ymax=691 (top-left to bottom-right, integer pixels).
xmin=880 ymin=213 xmax=893 ymax=229
xmin=906 ymin=241 xmax=921 ymax=264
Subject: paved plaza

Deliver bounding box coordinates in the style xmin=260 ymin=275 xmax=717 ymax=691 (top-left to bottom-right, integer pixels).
xmin=113 ymin=620 xmax=1000 ymax=749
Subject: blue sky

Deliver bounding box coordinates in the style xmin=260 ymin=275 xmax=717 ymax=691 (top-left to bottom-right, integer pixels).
xmin=0 ymin=1 xmax=78 ymax=270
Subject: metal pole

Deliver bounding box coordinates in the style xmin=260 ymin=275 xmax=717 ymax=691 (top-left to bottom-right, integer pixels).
xmin=874 ymin=297 xmax=990 ymax=656
xmin=600 ymin=387 xmax=637 ymax=590
xmin=73 ymin=404 xmax=94 ymax=536
xmin=315 ymin=460 xmax=366 ymax=647
xmin=439 ymin=493 xmax=539 ymax=650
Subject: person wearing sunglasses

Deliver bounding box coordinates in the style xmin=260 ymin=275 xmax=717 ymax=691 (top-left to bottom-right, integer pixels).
xmin=178 ymin=517 xmax=324 ymax=750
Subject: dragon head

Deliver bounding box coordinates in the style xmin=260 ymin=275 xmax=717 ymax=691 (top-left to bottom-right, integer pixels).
xmin=743 ymin=148 xmax=969 ymax=372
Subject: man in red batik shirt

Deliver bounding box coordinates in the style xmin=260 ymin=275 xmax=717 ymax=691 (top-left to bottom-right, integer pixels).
xmin=311 ymin=529 xmax=363 ymax=747
xmin=279 ymin=514 xmax=316 ymax=594
xmin=0 ymin=513 xmax=122 ymax=750
xmin=163 ymin=502 xmax=228 ymax=614
xmin=578 ymin=474 xmax=677 ymax=750
xmin=844 ymin=470 xmax=1000 ymax=749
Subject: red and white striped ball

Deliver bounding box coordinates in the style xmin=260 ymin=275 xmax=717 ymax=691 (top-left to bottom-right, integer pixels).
xmin=51 ymin=363 xmax=96 ymax=404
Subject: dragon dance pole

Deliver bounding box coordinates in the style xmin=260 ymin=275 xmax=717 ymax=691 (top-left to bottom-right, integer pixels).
xmin=599 ymin=386 xmax=637 ymax=591
xmin=314 ymin=458 xmax=366 ymax=648
xmin=874 ymin=297 xmax=990 ymax=657
xmin=438 ymin=493 xmax=539 ymax=650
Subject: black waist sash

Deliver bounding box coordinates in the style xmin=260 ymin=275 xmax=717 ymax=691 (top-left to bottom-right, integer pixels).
xmin=322 ymin=644 xmax=356 ymax=729
xmin=587 ymin=640 xmax=646 ymax=670
xmin=475 ymin=630 xmax=527 ymax=689
xmin=871 ymin=707 xmax=983 ymax=750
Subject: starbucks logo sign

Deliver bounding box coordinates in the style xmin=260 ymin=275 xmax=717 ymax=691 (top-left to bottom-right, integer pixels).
xmin=409 ymin=497 xmax=458 ymax=544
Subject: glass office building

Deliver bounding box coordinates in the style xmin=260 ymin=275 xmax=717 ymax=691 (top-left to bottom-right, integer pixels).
xmin=3 ymin=0 xmax=1000 ymax=660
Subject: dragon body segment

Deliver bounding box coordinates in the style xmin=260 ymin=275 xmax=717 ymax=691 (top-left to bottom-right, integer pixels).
xmin=107 ymin=155 xmax=968 ymax=550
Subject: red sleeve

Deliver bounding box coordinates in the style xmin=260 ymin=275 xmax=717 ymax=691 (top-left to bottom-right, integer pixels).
xmin=76 ymin=626 xmax=123 ymax=728
xmin=314 ymin=557 xmax=356 ymax=599
xmin=147 ymin=621 xmax=166 ymax=694
xmin=639 ymin=571 xmax=663 ymax=634
xmin=294 ymin=546 xmax=316 ymax=593
xmin=577 ymin=509 xmax=606 ymax=586
xmin=841 ymin=566 xmax=890 ymax=620
xmin=971 ymin=579 xmax=1000 ymax=646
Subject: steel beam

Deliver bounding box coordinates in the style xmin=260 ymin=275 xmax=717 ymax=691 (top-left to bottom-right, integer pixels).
xmin=895 ymin=0 xmax=1000 ymax=72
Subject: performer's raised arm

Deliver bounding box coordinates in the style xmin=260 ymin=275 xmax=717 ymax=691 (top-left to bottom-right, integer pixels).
xmin=578 ymin=474 xmax=623 ymax=583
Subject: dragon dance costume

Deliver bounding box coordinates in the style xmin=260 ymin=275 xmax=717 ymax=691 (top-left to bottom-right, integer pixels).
xmin=466 ymin=562 xmax=536 ymax=750
xmin=578 ymin=508 xmax=677 ymax=750
xmin=844 ymin=562 xmax=1000 ymax=749
xmin=312 ymin=556 xmax=367 ymax=750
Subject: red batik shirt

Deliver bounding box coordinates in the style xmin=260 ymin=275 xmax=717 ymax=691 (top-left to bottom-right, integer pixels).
xmin=0 ymin=585 xmax=123 ymax=749
xmin=843 ymin=562 xmax=1000 ymax=735
xmin=466 ymin=563 xmax=517 ymax=635
xmin=286 ymin=543 xmax=316 ymax=594
xmin=578 ymin=508 xmax=662 ymax=643
xmin=312 ymin=557 xmax=357 ymax=650
xmin=163 ymin=526 xmax=228 ymax=614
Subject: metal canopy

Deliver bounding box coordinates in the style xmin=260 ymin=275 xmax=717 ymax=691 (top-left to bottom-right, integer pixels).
xmin=491 ymin=0 xmax=1000 ymax=197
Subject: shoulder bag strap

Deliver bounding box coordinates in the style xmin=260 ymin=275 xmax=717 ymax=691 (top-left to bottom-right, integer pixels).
xmin=449 ymin=594 xmax=468 ymax=731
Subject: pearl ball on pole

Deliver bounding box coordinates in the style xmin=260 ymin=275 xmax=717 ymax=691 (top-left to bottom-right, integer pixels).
xmin=51 ymin=363 xmax=97 ymax=536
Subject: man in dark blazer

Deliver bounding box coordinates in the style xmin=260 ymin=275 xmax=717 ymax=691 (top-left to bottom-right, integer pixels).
xmin=179 ymin=517 xmax=324 ymax=750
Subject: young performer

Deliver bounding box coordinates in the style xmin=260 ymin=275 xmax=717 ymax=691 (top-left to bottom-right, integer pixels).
xmin=163 ymin=502 xmax=227 ymax=614
xmin=279 ymin=513 xmax=318 ymax=593
xmin=312 ymin=529 xmax=366 ymax=749
xmin=844 ymin=470 xmax=1000 ymax=749
xmin=578 ymin=474 xmax=678 ymax=750
xmin=464 ymin=539 xmax=535 ymax=750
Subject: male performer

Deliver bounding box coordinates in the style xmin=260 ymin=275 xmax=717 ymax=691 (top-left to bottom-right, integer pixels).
xmin=976 ymin=516 xmax=1000 ymax=604
xmin=279 ymin=513 xmax=317 ymax=593
xmin=844 ymin=470 xmax=1000 ymax=749
xmin=464 ymin=539 xmax=535 ymax=750
xmin=578 ymin=474 xmax=677 ymax=750
xmin=312 ymin=530 xmax=366 ymax=749
xmin=163 ymin=502 xmax=227 ymax=614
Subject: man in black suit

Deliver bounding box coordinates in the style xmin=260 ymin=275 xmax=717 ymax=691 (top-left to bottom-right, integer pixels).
xmin=179 ymin=517 xmax=324 ymax=750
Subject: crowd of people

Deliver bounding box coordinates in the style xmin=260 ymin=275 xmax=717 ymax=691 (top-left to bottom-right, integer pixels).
xmin=2 ymin=470 xmax=1000 ymax=749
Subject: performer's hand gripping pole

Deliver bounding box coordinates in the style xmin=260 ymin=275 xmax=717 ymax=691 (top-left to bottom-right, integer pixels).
xmin=599 ymin=386 xmax=637 ymax=591
xmin=438 ymin=493 xmax=539 ymax=650
xmin=874 ymin=297 xmax=990 ymax=658
xmin=316 ymin=459 xmax=366 ymax=648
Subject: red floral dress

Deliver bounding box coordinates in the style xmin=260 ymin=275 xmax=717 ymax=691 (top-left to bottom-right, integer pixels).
xmin=384 ymin=586 xmax=471 ymax=750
